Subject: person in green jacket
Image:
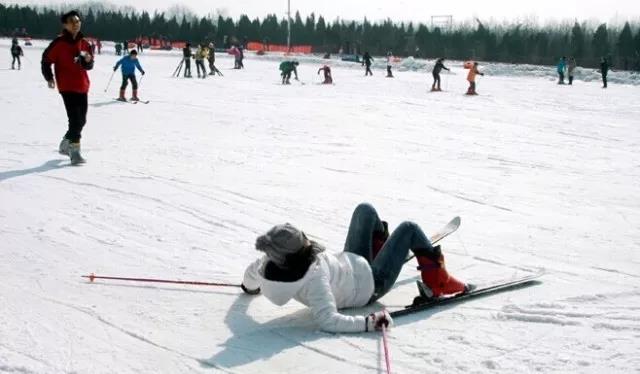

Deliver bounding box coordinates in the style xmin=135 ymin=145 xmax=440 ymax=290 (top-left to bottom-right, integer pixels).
xmin=279 ymin=61 xmax=299 ymax=84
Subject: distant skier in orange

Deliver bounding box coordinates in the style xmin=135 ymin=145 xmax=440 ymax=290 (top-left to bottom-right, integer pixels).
xmin=465 ymin=61 xmax=484 ymax=95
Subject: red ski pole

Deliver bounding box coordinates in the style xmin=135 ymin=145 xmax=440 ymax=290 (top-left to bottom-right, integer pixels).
xmin=381 ymin=315 xmax=392 ymax=374
xmin=82 ymin=273 xmax=241 ymax=288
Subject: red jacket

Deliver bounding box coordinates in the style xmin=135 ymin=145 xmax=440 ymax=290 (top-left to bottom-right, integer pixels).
xmin=41 ymin=30 xmax=94 ymax=93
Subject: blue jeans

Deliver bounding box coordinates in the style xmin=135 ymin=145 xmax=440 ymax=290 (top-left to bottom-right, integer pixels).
xmin=344 ymin=203 xmax=436 ymax=302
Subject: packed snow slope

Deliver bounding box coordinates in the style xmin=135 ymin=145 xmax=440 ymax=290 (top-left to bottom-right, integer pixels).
xmin=1 ymin=38 xmax=639 ymax=374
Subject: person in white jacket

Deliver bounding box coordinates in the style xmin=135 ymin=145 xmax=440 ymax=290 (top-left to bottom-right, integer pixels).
xmin=241 ymin=203 xmax=468 ymax=333
xmin=386 ymin=51 xmax=394 ymax=77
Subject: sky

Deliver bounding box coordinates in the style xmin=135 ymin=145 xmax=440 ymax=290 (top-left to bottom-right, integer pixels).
xmin=6 ymin=0 xmax=640 ymax=25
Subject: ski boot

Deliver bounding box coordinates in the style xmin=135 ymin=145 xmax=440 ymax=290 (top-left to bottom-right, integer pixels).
xmin=58 ymin=137 xmax=70 ymax=155
xmin=68 ymin=142 xmax=86 ymax=165
xmin=414 ymin=245 xmax=468 ymax=298
xmin=131 ymin=89 xmax=139 ymax=102
xmin=117 ymin=89 xmax=127 ymax=102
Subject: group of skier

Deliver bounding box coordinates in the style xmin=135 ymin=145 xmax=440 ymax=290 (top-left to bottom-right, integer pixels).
xmin=178 ymin=42 xmax=221 ymax=78
xmin=557 ymin=55 xmax=611 ymax=88
xmin=31 ymin=8 xmax=622 ymax=167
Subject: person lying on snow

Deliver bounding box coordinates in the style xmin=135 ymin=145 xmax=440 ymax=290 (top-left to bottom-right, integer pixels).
xmin=241 ymin=203 xmax=468 ymax=333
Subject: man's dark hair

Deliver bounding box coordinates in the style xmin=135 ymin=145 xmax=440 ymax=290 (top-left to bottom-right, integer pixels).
xmin=61 ymin=10 xmax=81 ymax=24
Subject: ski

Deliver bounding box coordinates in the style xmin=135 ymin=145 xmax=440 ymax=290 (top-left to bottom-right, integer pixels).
xmin=389 ymin=272 xmax=543 ymax=318
xmin=404 ymin=216 xmax=461 ymax=264
xmin=114 ymin=99 xmax=150 ymax=104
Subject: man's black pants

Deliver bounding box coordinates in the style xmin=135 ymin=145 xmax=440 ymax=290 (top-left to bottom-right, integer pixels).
xmin=60 ymin=92 xmax=88 ymax=143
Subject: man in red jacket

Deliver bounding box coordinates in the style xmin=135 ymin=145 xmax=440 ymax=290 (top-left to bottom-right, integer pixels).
xmin=41 ymin=10 xmax=94 ymax=165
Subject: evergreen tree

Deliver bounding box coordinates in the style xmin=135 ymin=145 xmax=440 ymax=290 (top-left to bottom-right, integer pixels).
xmin=617 ymin=22 xmax=634 ymax=69
xmin=570 ymin=22 xmax=585 ymax=59
xmin=0 ymin=3 xmax=629 ymax=69
xmin=592 ymin=23 xmax=609 ymax=59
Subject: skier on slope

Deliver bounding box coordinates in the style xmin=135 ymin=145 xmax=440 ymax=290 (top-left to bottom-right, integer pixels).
xmin=41 ymin=10 xmax=94 ymax=165
xmin=241 ymin=203 xmax=468 ymax=333
xmin=557 ymin=56 xmax=567 ymax=84
xmin=317 ymin=64 xmax=332 ymax=84
xmin=567 ymin=57 xmax=577 ymax=85
xmin=431 ymin=57 xmax=450 ymax=91
xmin=207 ymin=42 xmax=217 ymax=75
xmin=194 ymin=44 xmax=208 ymax=78
xmin=229 ymin=45 xmax=241 ymax=69
xmin=385 ymin=51 xmax=394 ymax=77
xmin=238 ymin=45 xmax=245 ymax=69
xmin=362 ymin=52 xmax=373 ymax=76
xmin=113 ymin=49 xmax=145 ymax=102
xmin=599 ymin=57 xmax=610 ymax=88
xmin=182 ymin=43 xmax=193 ymax=78
xmin=279 ymin=60 xmax=299 ymax=84
xmin=10 ymin=38 xmax=23 ymax=70
xmin=465 ymin=61 xmax=484 ymax=95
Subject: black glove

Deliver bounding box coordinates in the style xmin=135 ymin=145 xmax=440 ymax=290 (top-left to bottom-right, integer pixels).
xmin=141 ymin=71 xmax=146 ymax=75
xmin=365 ymin=310 xmax=393 ymax=332
xmin=241 ymin=284 xmax=260 ymax=295
xmin=113 ymin=66 xmax=117 ymax=71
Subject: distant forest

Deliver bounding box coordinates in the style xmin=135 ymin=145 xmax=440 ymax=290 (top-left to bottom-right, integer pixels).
xmin=2 ymin=3 xmax=640 ymax=69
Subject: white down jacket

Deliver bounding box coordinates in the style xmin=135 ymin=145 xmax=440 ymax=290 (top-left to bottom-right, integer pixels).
xmin=242 ymin=251 xmax=375 ymax=333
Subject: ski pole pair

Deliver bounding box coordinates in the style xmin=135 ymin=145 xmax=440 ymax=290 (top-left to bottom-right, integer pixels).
xmin=84 ymin=273 xmax=392 ymax=371
xmin=104 ymin=71 xmax=145 ymax=92
xmin=172 ymin=58 xmax=184 ymax=77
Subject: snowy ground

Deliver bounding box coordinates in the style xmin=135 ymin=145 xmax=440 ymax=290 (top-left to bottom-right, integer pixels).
xmin=1 ymin=38 xmax=639 ymax=373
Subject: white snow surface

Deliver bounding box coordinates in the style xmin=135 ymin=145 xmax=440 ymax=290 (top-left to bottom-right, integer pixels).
xmin=1 ymin=38 xmax=639 ymax=373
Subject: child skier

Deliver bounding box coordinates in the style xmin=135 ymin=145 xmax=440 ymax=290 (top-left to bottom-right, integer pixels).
xmin=10 ymin=39 xmax=23 ymax=70
xmin=41 ymin=10 xmax=94 ymax=165
xmin=431 ymin=57 xmax=449 ymax=91
xmin=279 ymin=60 xmax=299 ymax=84
xmin=113 ymin=49 xmax=145 ymax=101
xmin=466 ymin=61 xmax=484 ymax=95
xmin=317 ymin=65 xmax=332 ymax=84
xmin=362 ymin=52 xmax=373 ymax=76
xmin=241 ymin=203 xmax=468 ymax=333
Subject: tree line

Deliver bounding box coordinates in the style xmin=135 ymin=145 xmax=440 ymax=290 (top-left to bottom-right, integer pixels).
xmin=2 ymin=3 xmax=640 ymax=69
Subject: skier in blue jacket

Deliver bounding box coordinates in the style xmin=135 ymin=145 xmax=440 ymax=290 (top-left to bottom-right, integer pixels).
xmin=113 ymin=49 xmax=145 ymax=101
xmin=557 ymin=56 xmax=567 ymax=84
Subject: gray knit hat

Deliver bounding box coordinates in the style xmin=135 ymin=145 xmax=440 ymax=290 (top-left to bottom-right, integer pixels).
xmin=255 ymin=223 xmax=324 ymax=267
